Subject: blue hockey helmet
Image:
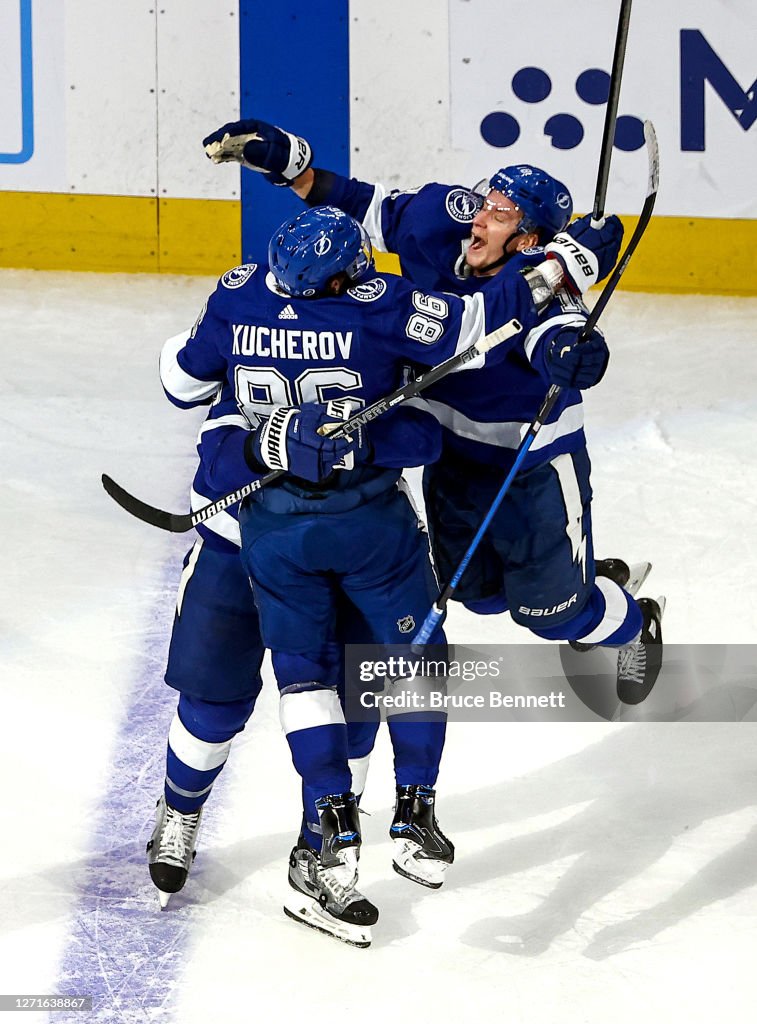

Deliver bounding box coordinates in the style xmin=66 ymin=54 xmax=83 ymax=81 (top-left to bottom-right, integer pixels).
xmin=474 ymin=165 xmax=573 ymax=240
xmin=268 ymin=206 xmax=374 ymax=297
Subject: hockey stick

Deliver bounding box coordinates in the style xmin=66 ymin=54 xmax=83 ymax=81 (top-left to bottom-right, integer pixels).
xmin=592 ymin=0 xmax=633 ymax=226
xmin=411 ymin=122 xmax=659 ymax=649
xmin=102 ymin=318 xmax=523 ymax=533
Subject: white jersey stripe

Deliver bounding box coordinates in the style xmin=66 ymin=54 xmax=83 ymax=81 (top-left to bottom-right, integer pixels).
xmin=424 ymin=398 xmax=584 ymax=451
xmin=190 ymin=486 xmax=241 ymax=546
xmin=552 ymin=452 xmax=588 ymax=584
xmin=176 ymin=538 xmax=203 ymax=616
xmin=197 ymin=414 xmax=249 ymax=441
xmin=160 ymin=331 xmax=222 ymax=404
xmin=453 ymin=294 xmax=487 ymax=370
xmin=523 ymin=312 xmax=588 ymax=362
xmin=361 ymin=184 xmax=390 ymax=252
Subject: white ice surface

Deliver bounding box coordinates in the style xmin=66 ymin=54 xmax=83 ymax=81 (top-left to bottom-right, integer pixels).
xmin=1 ymin=270 xmax=756 ymax=1023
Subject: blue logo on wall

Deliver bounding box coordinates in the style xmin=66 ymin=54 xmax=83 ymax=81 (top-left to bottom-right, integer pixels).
xmin=483 ymin=34 xmax=756 ymax=154
xmin=480 ymin=66 xmax=645 ymax=151
xmin=680 ymin=30 xmax=756 ymax=151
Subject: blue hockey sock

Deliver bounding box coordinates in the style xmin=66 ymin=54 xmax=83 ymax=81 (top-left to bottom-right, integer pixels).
xmin=387 ymin=713 xmax=447 ymax=787
xmin=164 ymin=694 xmax=255 ymax=813
xmin=279 ymin=685 xmax=352 ymax=851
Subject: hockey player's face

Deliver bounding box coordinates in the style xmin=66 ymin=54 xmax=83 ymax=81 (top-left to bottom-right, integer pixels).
xmin=467 ymin=190 xmax=524 ymax=275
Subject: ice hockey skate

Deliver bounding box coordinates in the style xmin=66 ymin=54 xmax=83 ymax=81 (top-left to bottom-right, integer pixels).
xmin=283 ymin=792 xmax=378 ymax=948
xmin=390 ymin=784 xmax=455 ymax=889
xmin=146 ymin=795 xmax=203 ymax=909
xmin=616 ymin=596 xmax=665 ymax=705
xmin=570 ymin=558 xmax=652 ymax=652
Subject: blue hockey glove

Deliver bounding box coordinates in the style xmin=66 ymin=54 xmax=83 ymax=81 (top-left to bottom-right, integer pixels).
xmin=203 ymin=118 xmax=312 ymax=186
xmin=544 ymin=214 xmax=624 ymax=294
xmin=251 ymin=403 xmax=365 ymax=482
xmin=546 ymin=325 xmax=609 ymax=390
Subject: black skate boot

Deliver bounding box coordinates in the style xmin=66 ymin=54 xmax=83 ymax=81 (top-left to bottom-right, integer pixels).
xmin=284 ymin=792 xmax=378 ymax=948
xmin=390 ymin=784 xmax=455 ymax=889
xmin=146 ymin=795 xmax=203 ymax=909
xmin=616 ymin=597 xmax=665 ymax=705
xmin=570 ymin=558 xmax=652 ymax=652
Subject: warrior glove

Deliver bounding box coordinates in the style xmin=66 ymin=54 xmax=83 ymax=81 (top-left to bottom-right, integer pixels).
xmin=248 ymin=403 xmax=369 ymax=483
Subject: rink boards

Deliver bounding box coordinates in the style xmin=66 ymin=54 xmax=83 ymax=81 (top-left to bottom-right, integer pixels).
xmin=0 ymin=1 xmax=755 ymax=292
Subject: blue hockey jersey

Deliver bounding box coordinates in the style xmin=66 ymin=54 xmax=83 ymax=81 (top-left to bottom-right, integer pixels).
xmin=310 ymin=172 xmax=594 ymax=470
xmin=160 ymin=259 xmax=547 ymax=539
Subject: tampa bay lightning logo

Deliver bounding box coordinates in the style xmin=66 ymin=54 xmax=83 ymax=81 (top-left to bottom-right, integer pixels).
xmin=347 ymin=278 xmax=387 ymax=302
xmin=556 ymin=191 xmax=571 ymax=209
xmin=314 ymin=235 xmax=332 ymax=256
xmin=520 ymin=246 xmax=544 ymax=256
xmin=445 ymin=188 xmax=480 ymax=223
xmin=221 ymin=264 xmax=258 ymax=289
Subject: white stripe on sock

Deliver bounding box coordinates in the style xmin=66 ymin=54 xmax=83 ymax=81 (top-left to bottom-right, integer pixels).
xmin=279 ymin=687 xmax=345 ymax=735
xmin=168 ymin=712 xmax=233 ymax=772
xmin=348 ymin=754 xmax=371 ymax=799
xmin=577 ymin=576 xmax=631 ymax=645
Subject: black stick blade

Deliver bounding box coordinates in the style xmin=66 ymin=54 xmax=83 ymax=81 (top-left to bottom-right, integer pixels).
xmin=101 ymin=474 xmax=194 ymax=533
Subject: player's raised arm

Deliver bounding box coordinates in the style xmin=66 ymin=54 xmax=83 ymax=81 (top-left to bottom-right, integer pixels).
xmin=201 ymin=115 xmax=425 ymax=254
xmin=203 ymin=117 xmax=313 ymax=188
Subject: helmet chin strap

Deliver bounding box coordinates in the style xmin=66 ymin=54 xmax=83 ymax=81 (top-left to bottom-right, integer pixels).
xmin=468 ymin=229 xmax=521 ymax=276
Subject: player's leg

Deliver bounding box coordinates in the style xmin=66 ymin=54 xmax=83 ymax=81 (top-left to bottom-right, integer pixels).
xmin=149 ymin=537 xmax=264 ymax=906
xmin=502 ymin=450 xmax=663 ymax=702
xmin=330 ymin=594 xmax=458 ymax=891
xmin=423 ymin=459 xmax=508 ymax=613
xmin=423 ymin=453 xmax=649 ymax=620
xmin=338 ymin=489 xmax=455 ymax=886
xmin=330 ymin=596 xmax=380 ymax=801
xmin=239 ymin=508 xmax=377 ymax=943
xmin=273 ymin=644 xmax=377 ymax=944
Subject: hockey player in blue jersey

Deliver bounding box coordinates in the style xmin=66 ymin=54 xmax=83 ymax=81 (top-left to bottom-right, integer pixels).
xmin=151 ymin=337 xmax=448 ymax=911
xmin=151 ymin=307 xmax=452 ymax=912
xmin=150 ymin=204 xmax=568 ymax=944
xmin=203 ymin=118 xmax=663 ymax=704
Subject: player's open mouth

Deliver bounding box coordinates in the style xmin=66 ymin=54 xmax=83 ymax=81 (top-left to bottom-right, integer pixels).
xmin=468 ymin=234 xmax=486 ymax=252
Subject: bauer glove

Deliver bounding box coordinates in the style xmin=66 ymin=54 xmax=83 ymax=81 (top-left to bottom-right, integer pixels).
xmin=203 ymin=117 xmax=312 ymax=186
xmin=544 ymin=214 xmax=623 ymax=294
xmin=546 ymin=325 xmax=609 ymax=390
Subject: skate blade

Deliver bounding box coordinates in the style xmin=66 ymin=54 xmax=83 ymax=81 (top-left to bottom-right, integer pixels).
xmin=626 ymin=561 xmax=652 ymax=597
xmin=283 ymin=895 xmax=372 ymax=948
xmin=157 ymin=889 xmax=172 ymax=910
xmin=392 ymin=859 xmax=445 ymax=889
xmin=392 ymin=841 xmax=448 ymax=889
